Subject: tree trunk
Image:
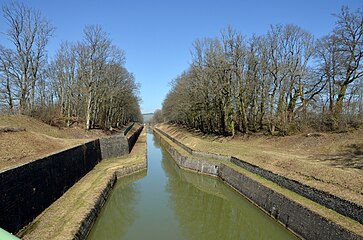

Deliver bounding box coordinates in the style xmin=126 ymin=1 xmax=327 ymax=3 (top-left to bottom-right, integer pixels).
xmin=239 ymin=98 xmax=248 ymax=133
xmin=5 ymin=74 xmax=13 ymax=113
xmin=335 ymin=83 xmax=348 ymax=116
xmin=86 ymin=87 xmax=93 ymax=130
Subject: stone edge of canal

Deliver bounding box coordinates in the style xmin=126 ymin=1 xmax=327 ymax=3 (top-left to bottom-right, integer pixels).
xmin=76 ymin=128 xmax=148 ymax=240
xmin=153 ymin=127 xmax=363 ymax=240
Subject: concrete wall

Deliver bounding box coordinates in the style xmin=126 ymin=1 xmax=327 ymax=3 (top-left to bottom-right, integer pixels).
xmin=0 ymin=125 xmax=143 ymax=234
xmin=154 ymin=128 xmax=363 ymax=225
xmin=154 ymin=128 xmax=363 ymax=240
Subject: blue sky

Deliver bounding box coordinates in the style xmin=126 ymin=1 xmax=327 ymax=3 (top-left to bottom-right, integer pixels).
xmin=0 ymin=0 xmax=362 ymax=113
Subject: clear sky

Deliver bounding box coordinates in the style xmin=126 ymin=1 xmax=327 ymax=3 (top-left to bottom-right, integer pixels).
xmin=0 ymin=0 xmax=361 ymax=113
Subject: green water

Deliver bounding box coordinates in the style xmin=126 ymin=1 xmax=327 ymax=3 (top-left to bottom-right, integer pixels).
xmin=87 ymin=130 xmax=298 ymax=240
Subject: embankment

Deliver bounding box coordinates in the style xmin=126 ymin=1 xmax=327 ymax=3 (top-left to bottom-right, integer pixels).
xmin=154 ymin=127 xmax=363 ymax=240
xmin=20 ymin=127 xmax=147 ymax=240
xmin=0 ymin=124 xmax=143 ymax=235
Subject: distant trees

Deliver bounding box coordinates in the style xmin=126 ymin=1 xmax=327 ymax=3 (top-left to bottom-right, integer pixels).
xmin=151 ymin=109 xmax=164 ymax=123
xmin=0 ymin=2 xmax=142 ymax=129
xmin=162 ymin=6 xmax=363 ymax=135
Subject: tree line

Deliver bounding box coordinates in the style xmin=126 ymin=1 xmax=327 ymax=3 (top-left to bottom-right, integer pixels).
xmin=161 ymin=6 xmax=363 ymax=135
xmin=0 ymin=2 xmax=142 ymax=129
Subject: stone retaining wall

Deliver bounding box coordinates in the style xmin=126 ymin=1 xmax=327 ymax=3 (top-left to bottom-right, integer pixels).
xmin=99 ymin=135 xmax=129 ymax=159
xmin=230 ymin=156 xmax=363 ymax=225
xmin=219 ymin=165 xmax=360 ymax=240
xmin=154 ymin=128 xmax=363 ymax=240
xmin=74 ymin=163 xmax=147 ymax=240
xmin=154 ymin=127 xmax=363 ymax=225
xmin=100 ymin=124 xmax=143 ymax=159
xmin=74 ymin=173 xmax=117 ymax=240
xmin=127 ymin=125 xmax=144 ymax=153
xmin=0 ymin=125 xmax=143 ymax=234
xmin=0 ymin=140 xmax=102 ymax=234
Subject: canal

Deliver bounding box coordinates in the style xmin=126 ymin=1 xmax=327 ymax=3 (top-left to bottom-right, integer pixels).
xmin=87 ymin=129 xmax=298 ymax=240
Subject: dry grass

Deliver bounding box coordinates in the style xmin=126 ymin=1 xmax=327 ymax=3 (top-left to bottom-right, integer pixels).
xmin=156 ymin=123 xmax=363 ymax=206
xmin=19 ymin=128 xmax=147 ymax=240
xmin=0 ymin=115 xmax=107 ymax=139
xmin=0 ymin=131 xmax=86 ymax=170
xmin=0 ymin=115 xmax=122 ymax=171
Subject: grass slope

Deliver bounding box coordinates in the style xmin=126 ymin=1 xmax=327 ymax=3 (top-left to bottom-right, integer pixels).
xmin=0 ymin=115 xmax=112 ymax=171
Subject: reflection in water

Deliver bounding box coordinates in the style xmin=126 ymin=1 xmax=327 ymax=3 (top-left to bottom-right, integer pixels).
xmin=161 ymin=146 xmax=296 ymax=240
xmin=87 ymin=131 xmax=297 ymax=240
xmin=87 ymin=171 xmax=146 ymax=239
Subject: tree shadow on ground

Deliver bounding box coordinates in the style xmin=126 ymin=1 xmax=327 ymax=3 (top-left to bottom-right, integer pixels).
xmin=314 ymin=144 xmax=363 ymax=170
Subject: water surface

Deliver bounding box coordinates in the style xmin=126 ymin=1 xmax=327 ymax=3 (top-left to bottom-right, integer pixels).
xmin=87 ymin=129 xmax=298 ymax=240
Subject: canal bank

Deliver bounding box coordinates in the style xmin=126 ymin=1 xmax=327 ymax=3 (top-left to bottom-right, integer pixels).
xmin=87 ymin=128 xmax=297 ymax=240
xmin=18 ymin=127 xmax=147 ymax=240
xmin=153 ymin=127 xmax=363 ymax=240
xmin=0 ymin=123 xmax=143 ymax=235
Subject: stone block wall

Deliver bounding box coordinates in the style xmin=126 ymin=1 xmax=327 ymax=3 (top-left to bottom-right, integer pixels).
xmin=99 ymin=135 xmax=129 ymax=159
xmin=230 ymin=157 xmax=363 ymax=224
xmin=219 ymin=165 xmax=360 ymax=240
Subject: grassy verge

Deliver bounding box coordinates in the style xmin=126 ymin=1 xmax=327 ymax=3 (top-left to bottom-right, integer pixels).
xmin=18 ymin=128 xmax=147 ymax=240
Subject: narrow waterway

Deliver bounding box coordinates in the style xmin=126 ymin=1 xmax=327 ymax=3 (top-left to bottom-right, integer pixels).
xmin=87 ymin=129 xmax=298 ymax=240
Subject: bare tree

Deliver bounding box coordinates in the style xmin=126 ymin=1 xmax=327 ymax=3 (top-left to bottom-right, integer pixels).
xmin=332 ymin=6 xmax=363 ymax=116
xmin=49 ymin=41 xmax=77 ymax=126
xmin=0 ymin=46 xmax=17 ymax=113
xmin=76 ymin=25 xmax=112 ymax=129
xmin=2 ymin=1 xmax=54 ymax=113
xmin=48 ymin=25 xmax=141 ymax=129
xmin=162 ymin=6 xmax=362 ymax=135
